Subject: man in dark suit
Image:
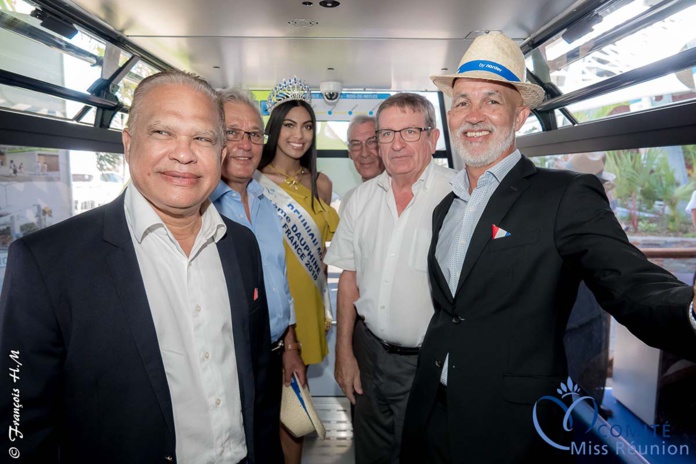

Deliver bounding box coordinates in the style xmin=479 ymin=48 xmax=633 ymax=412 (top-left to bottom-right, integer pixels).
xmin=0 ymin=70 xmax=276 ymax=463
xmin=401 ymin=32 xmax=696 ymax=463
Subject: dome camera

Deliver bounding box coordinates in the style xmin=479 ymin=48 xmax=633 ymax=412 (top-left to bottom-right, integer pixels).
xmin=320 ymin=81 xmax=342 ymax=104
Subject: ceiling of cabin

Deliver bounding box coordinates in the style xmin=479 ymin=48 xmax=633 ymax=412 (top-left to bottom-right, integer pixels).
xmin=68 ymin=0 xmax=583 ymax=91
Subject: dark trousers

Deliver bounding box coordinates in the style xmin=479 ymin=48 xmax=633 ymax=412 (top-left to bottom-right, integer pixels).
xmin=263 ymin=340 xmax=284 ymax=463
xmin=353 ymin=320 xmax=418 ymax=464
xmin=423 ymin=386 xmax=451 ymax=463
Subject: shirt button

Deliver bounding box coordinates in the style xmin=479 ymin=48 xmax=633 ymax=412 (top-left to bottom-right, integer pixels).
xmin=204 ymin=352 xmax=210 ymax=359
xmin=380 ymin=305 xmax=385 ymax=309
xmin=215 ymin=398 xmax=221 ymax=406
xmin=195 ymin=305 xmax=201 ymax=312
xmin=452 ymin=316 xmax=461 ymax=324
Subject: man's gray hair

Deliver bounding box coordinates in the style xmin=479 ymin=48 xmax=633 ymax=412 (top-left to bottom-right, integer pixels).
xmin=127 ymin=70 xmax=225 ymax=144
xmin=375 ymin=93 xmax=437 ymax=130
xmin=218 ymin=88 xmax=263 ymax=126
xmin=347 ymin=115 xmax=376 ymax=141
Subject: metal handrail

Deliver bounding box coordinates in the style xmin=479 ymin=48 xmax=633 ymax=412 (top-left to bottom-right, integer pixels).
xmin=638 ymin=248 xmax=696 ymax=259
xmin=0 ymin=69 xmax=119 ymax=110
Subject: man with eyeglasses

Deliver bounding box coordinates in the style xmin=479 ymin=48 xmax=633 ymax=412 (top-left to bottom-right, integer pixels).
xmin=325 ymin=93 xmax=455 ymax=463
xmin=210 ymin=88 xmax=303 ymax=463
xmin=340 ymin=115 xmax=385 ymax=215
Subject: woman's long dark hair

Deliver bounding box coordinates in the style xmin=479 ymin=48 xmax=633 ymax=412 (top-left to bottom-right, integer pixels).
xmin=260 ymin=99 xmax=322 ymax=211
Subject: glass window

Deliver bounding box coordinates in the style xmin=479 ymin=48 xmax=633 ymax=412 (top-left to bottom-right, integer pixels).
xmin=1 ymin=1 xmax=106 ymax=93
xmin=0 ymin=144 xmax=127 ymax=291
xmin=0 ymin=0 xmax=161 ymax=126
xmin=527 ymin=0 xmax=696 ymax=124
xmin=531 ymin=145 xmax=696 ymax=258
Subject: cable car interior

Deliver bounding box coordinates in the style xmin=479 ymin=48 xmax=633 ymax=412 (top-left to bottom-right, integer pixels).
xmin=1 ymin=0 xmax=696 ymax=462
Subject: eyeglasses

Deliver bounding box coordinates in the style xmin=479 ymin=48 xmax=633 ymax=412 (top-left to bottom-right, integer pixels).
xmin=225 ymin=129 xmax=268 ymax=145
xmin=376 ymin=127 xmax=432 ymax=144
xmin=348 ymin=136 xmax=378 ymax=152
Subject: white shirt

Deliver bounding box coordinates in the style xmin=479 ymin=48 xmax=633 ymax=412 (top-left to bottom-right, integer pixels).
xmin=124 ymin=185 xmax=246 ymax=464
xmin=325 ymin=160 xmax=455 ymax=346
xmin=339 ymin=185 xmax=357 ymax=216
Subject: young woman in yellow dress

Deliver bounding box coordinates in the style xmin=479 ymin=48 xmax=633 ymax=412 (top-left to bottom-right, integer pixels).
xmin=255 ymin=77 xmax=339 ymax=463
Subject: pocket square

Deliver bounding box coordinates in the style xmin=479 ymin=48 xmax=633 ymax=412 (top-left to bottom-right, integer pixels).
xmin=492 ymin=224 xmax=511 ymax=239
xmin=253 ymin=288 xmax=259 ymax=301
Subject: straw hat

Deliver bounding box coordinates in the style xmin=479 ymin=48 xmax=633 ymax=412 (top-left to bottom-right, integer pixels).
xmin=431 ymin=32 xmax=545 ymax=108
xmin=280 ymin=373 xmax=326 ymax=439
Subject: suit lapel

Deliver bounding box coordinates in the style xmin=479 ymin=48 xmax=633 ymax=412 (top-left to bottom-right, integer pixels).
xmin=429 ymin=193 xmax=456 ymax=305
xmin=102 ymin=194 xmax=176 ymax=442
xmin=454 ymin=157 xmax=535 ymax=296
xmin=217 ymin=232 xmax=254 ymax=413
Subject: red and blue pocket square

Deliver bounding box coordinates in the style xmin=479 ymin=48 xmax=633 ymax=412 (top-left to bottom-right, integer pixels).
xmin=492 ymin=224 xmax=511 ymax=239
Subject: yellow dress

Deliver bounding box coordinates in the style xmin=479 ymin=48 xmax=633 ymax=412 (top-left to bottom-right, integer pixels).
xmin=279 ymin=182 xmax=339 ymax=365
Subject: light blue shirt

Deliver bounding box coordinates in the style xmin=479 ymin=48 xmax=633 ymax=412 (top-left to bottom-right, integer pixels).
xmin=436 ymin=151 xmax=521 ymax=385
xmin=211 ymin=179 xmax=295 ymax=342
xmin=436 ymin=151 xmax=522 ymax=291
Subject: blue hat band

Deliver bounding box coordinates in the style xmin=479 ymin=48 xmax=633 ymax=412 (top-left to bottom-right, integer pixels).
xmin=457 ymin=60 xmax=520 ymax=82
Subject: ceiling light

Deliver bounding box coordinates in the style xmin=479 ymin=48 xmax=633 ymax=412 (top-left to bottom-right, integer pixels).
xmin=319 ymin=1 xmax=340 ymax=8
xmin=289 ymin=19 xmax=318 ymax=27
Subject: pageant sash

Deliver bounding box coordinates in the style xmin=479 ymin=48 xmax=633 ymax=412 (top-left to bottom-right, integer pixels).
xmin=255 ymin=172 xmax=333 ymax=324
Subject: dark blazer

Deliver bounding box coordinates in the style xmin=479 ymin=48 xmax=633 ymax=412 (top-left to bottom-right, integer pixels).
xmin=402 ymin=156 xmax=696 ymax=463
xmin=0 ymin=193 xmax=276 ymax=464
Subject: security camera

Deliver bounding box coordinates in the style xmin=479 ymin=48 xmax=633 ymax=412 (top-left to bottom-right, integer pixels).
xmin=320 ymin=81 xmax=342 ymax=104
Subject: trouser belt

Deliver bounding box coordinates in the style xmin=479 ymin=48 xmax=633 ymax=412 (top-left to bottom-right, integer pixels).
xmin=360 ymin=319 xmax=420 ymax=355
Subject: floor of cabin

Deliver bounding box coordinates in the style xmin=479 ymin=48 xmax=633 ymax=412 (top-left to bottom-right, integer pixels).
xmin=302 ymin=396 xmax=354 ymax=464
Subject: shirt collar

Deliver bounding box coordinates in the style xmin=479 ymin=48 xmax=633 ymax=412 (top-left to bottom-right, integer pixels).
xmin=125 ymin=184 xmax=227 ymax=244
xmin=210 ymin=177 xmax=265 ymax=203
xmin=376 ymin=159 xmax=437 ymax=193
xmin=209 ymin=180 xmax=232 ymax=203
xmin=451 ymin=150 xmax=521 ymax=200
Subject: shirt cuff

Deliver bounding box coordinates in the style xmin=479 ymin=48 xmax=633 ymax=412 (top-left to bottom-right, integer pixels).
xmin=689 ymin=301 xmax=696 ymax=333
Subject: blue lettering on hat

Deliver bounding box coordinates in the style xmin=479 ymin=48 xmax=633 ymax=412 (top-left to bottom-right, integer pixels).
xmin=457 ymin=60 xmax=520 ymax=82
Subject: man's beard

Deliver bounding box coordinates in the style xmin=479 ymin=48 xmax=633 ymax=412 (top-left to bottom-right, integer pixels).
xmin=451 ymin=124 xmax=515 ymax=168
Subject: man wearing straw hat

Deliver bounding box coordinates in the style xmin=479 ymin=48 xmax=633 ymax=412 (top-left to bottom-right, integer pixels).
xmin=402 ymin=32 xmax=696 ymax=463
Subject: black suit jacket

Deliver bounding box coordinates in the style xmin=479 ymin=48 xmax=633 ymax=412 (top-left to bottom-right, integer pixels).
xmin=0 ymin=193 xmax=276 ymax=463
xmin=402 ymin=156 xmax=696 ymax=463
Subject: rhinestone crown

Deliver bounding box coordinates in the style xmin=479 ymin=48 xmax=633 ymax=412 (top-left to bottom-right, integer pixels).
xmin=267 ymin=76 xmax=311 ymax=113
